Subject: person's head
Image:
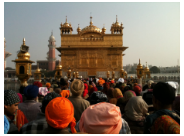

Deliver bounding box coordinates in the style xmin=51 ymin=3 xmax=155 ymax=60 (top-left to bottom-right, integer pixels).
xmin=46 ymin=83 xmax=51 ymax=89
xmin=152 ymin=82 xmax=176 ymax=110
xmin=133 ymin=85 xmax=142 ymax=96
xmin=41 ymin=92 xmax=60 ymax=113
xmin=33 ymin=81 xmax=42 ymax=88
xmin=90 ymin=91 xmax=108 ymax=105
xmin=17 ymin=93 xmax=23 ymax=103
xmin=60 ymin=78 xmax=69 ymax=90
xmin=113 ymin=88 xmax=123 ymax=98
xmin=45 ymin=97 xmax=77 ymax=133
xmin=54 ymin=88 xmax=62 ymax=94
xmin=70 ymin=79 xmax=84 ymax=96
xmin=60 ymin=90 xmax=70 ymax=98
xmin=123 ymin=85 xmax=132 ymax=92
xmin=4 ymin=90 xmax=20 ymax=116
xmin=102 ymin=82 xmax=110 ymax=94
xmin=106 ymin=87 xmax=114 ymax=99
xmin=23 ymin=85 xmax=39 ymax=100
xmin=148 ymin=80 xmax=154 ymax=88
xmin=79 ymin=102 xmax=122 ymax=134
xmin=89 ymin=80 xmax=92 ymax=85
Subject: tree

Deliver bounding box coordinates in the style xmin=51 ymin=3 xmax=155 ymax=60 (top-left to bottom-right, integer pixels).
xmin=150 ymin=66 xmax=160 ymax=73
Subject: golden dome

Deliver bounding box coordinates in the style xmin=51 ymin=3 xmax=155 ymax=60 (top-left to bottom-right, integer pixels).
xmin=62 ymin=16 xmax=72 ymax=27
xmin=56 ymin=64 xmax=62 ymax=70
xmin=144 ymin=62 xmax=150 ymax=72
xmin=112 ymin=15 xmax=121 ymax=27
xmin=17 ymin=52 xmax=30 ymax=60
xmin=137 ymin=59 xmax=143 ymax=69
xmin=80 ymin=16 xmax=102 ymax=34
xmin=35 ymin=68 xmax=41 ymax=73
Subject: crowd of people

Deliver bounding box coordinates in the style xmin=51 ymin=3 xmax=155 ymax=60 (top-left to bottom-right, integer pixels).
xmin=4 ymin=77 xmax=180 ymax=134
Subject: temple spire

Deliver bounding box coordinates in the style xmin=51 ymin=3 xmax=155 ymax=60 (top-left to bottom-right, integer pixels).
xmin=66 ymin=16 xmax=67 ymax=23
xmin=116 ymin=15 xmax=118 ymax=22
xmin=23 ymin=38 xmax=26 ymax=45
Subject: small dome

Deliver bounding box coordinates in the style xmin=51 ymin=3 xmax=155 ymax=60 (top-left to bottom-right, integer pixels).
xmin=49 ymin=32 xmax=56 ymax=42
xmin=17 ymin=52 xmax=30 ymax=60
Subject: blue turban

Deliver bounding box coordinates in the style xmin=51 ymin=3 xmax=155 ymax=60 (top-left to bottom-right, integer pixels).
xmin=23 ymin=85 xmax=39 ymax=99
xmin=4 ymin=115 xmax=10 ymax=134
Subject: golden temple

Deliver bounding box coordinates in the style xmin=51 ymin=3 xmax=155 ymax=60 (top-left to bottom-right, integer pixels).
xmin=56 ymin=16 xmax=128 ymax=78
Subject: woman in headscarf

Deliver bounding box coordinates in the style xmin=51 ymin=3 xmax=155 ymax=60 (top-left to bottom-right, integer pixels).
xmin=46 ymin=82 xmax=53 ymax=93
xmin=83 ymin=82 xmax=89 ymax=99
xmin=109 ymin=88 xmax=123 ymax=105
xmin=75 ymin=102 xmax=131 ymax=134
xmin=117 ymin=90 xmax=136 ymax=114
xmin=123 ymin=96 xmax=148 ymax=134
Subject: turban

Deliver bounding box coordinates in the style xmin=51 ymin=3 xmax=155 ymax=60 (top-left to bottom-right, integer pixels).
xmin=79 ymin=102 xmax=122 ymax=134
xmin=45 ymin=97 xmax=77 ymax=133
xmin=118 ymin=78 xmax=124 ymax=83
xmin=110 ymin=80 xmax=115 ymax=84
xmin=17 ymin=93 xmax=23 ymax=103
xmin=33 ymin=81 xmax=42 ymax=88
xmin=46 ymin=83 xmax=51 ymax=88
xmin=4 ymin=90 xmax=20 ymax=106
xmin=23 ymin=85 xmax=39 ymax=99
xmin=60 ymin=90 xmax=70 ymax=98
xmin=70 ymin=79 xmax=84 ymax=96
xmin=133 ymin=85 xmax=142 ymax=95
xmin=39 ymin=87 xmax=48 ymax=96
xmin=41 ymin=92 xmax=60 ymax=113
xmin=4 ymin=115 xmax=10 ymax=134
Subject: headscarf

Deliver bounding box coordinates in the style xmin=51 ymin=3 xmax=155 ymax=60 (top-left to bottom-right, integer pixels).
xmin=41 ymin=92 xmax=60 ymax=113
xmin=124 ymin=96 xmax=148 ymax=121
xmin=89 ymin=87 xmax=98 ymax=96
xmin=39 ymin=87 xmax=48 ymax=96
xmin=150 ymin=115 xmax=180 ymax=134
xmin=133 ymin=85 xmax=142 ymax=95
xmin=17 ymin=93 xmax=23 ymax=103
xmin=70 ymin=79 xmax=84 ymax=96
xmin=60 ymin=90 xmax=70 ymax=98
xmin=79 ymin=102 xmax=122 ymax=134
xmin=46 ymin=83 xmax=51 ymax=88
xmin=4 ymin=115 xmax=10 ymax=134
xmin=23 ymin=85 xmax=39 ymax=99
xmin=113 ymin=88 xmax=123 ymax=99
xmin=4 ymin=90 xmax=20 ymax=106
xmin=45 ymin=97 xmax=77 ymax=133
xmin=33 ymin=81 xmax=42 ymax=88
xmin=122 ymin=90 xmax=136 ymax=103
xmin=98 ymin=78 xmax=105 ymax=86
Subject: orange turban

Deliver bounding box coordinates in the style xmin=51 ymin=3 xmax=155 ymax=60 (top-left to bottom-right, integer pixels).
xmin=45 ymin=97 xmax=77 ymax=133
xmin=46 ymin=83 xmax=51 ymax=88
xmin=60 ymin=90 xmax=70 ymax=98
xmin=79 ymin=102 xmax=122 ymax=134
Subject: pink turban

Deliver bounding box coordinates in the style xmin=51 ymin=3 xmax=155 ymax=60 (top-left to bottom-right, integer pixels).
xmin=79 ymin=102 xmax=122 ymax=134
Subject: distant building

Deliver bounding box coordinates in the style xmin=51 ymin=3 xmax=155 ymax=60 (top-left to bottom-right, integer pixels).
xmin=4 ymin=38 xmax=12 ymax=70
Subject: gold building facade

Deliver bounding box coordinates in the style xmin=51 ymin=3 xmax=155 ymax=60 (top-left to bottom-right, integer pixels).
xmin=56 ymin=16 xmax=128 ymax=78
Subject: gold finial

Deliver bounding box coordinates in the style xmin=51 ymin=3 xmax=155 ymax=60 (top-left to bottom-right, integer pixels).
xmin=90 ymin=16 xmax=93 ymax=25
xmin=139 ymin=58 xmax=141 ymax=64
xmin=23 ymin=38 xmax=26 ymax=45
xmin=146 ymin=62 xmax=147 ymax=67
xmin=51 ymin=30 xmax=53 ymax=36
xmin=116 ymin=15 xmax=118 ymax=22
xmin=66 ymin=16 xmax=67 ymax=23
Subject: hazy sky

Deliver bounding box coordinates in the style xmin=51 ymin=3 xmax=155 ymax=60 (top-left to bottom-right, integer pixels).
xmin=4 ymin=2 xmax=181 ymax=69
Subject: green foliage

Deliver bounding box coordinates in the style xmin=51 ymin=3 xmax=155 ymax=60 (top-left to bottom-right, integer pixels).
xmin=150 ymin=66 xmax=160 ymax=73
